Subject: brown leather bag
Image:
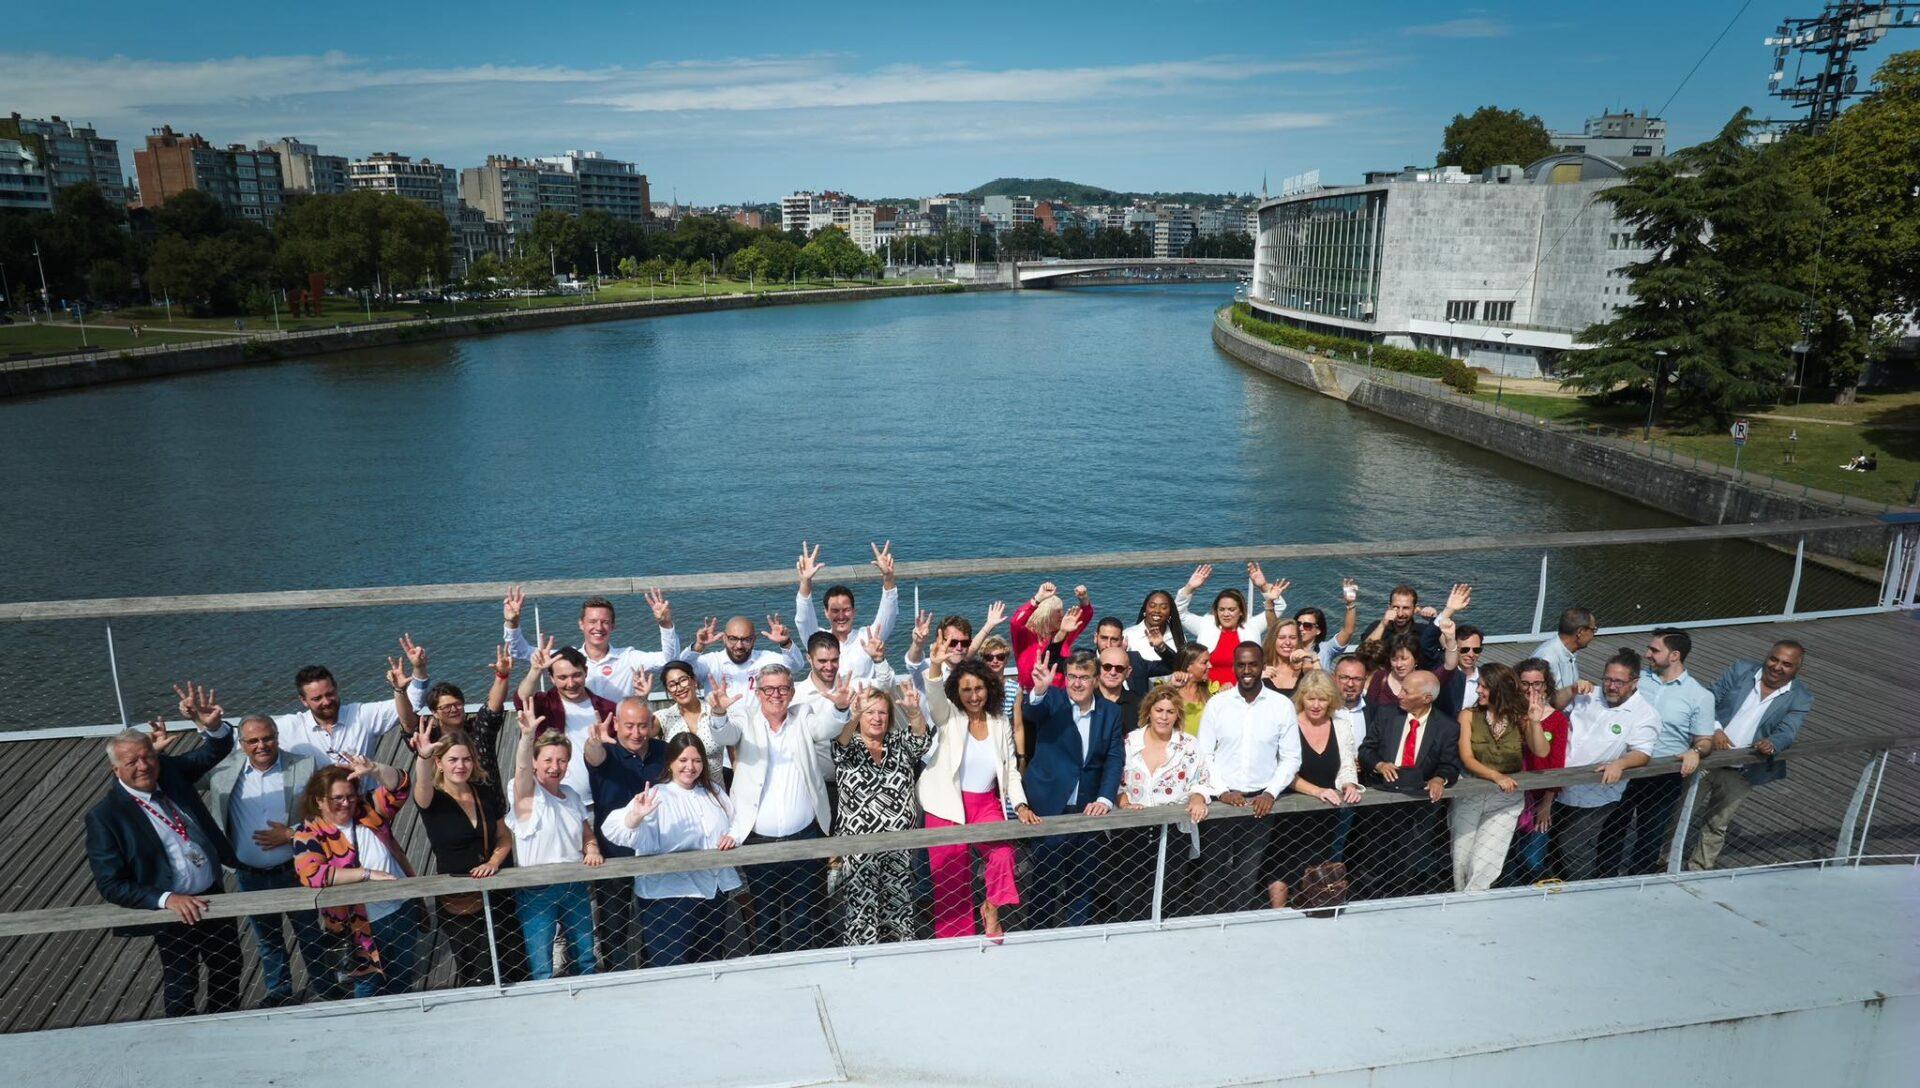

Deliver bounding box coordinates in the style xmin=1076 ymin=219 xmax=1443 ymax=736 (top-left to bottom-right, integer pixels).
xmin=1292 ymin=861 xmax=1350 ymax=915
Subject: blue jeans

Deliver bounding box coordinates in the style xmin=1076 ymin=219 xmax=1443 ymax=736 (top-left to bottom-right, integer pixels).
xmin=235 ymin=866 xmax=333 ymax=999
xmin=355 ymin=900 xmax=421 ymax=999
xmin=518 ymin=882 xmax=597 ymax=980
xmin=640 ymin=895 xmax=728 ymax=966
xmin=744 ymin=824 xmax=825 ymax=955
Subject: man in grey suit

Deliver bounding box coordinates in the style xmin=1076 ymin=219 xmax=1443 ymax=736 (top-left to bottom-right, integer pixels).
xmin=1686 ymin=641 xmax=1814 ymax=871
xmin=201 ymin=714 xmax=332 ymax=1003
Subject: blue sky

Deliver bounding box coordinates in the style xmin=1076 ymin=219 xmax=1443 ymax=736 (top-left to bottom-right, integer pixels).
xmin=1 ymin=1 xmax=1819 ymax=203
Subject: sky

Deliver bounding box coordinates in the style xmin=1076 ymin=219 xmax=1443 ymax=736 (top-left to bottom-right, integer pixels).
xmin=0 ymin=1 xmax=1848 ymax=204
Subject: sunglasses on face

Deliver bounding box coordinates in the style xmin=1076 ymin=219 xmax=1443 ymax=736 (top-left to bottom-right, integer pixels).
xmin=982 ymin=653 xmax=1010 ymax=664
xmin=945 ymin=637 xmax=969 ymax=647
xmin=1099 ymin=663 xmax=1129 ymax=673
xmin=1458 ymin=645 xmax=1482 ymax=655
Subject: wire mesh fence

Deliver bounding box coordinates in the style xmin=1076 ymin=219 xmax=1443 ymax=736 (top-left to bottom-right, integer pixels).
xmin=1 ymin=732 xmax=1907 ymax=1033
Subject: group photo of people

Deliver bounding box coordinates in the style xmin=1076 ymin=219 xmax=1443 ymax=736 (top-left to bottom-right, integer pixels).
xmin=84 ymin=542 xmax=1815 ymax=1017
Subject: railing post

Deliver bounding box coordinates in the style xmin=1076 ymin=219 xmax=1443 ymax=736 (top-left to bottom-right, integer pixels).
xmin=1783 ymin=538 xmax=1805 ymax=617
xmin=1530 ymin=552 xmax=1549 ymax=637
xmin=1150 ymin=824 xmax=1169 ymax=926
xmin=1834 ymin=752 xmax=1886 ymax=862
xmin=1902 ymin=529 xmax=1920 ymax=608
xmin=1851 ymin=751 xmax=1891 ymax=865
xmin=482 ymin=889 xmax=506 ymax=991
xmin=1666 ymin=772 xmax=1706 ymax=875
xmin=105 ymin=624 xmax=130 ymax=728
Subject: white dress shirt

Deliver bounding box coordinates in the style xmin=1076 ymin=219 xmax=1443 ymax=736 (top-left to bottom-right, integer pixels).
xmin=1121 ymin=622 xmax=1179 ymax=657
xmin=273 ymin=699 xmax=407 ymax=767
xmin=1457 ymin=667 xmax=1481 ymax=712
xmin=121 ymin=781 xmax=220 ymax=907
xmin=748 ymin=717 xmax=824 ymax=838
xmin=510 ymin=782 xmax=590 ymax=866
xmin=1192 ymin=685 xmax=1302 ymax=798
xmin=724 ymin=697 xmax=846 ymax=842
xmin=795 ymin=586 xmax=900 ymax=682
xmin=504 ymin=625 xmax=682 ymax=703
xmin=794 ymin=660 xmax=896 ymax=718
xmin=227 ymin=759 xmax=293 ymax=869
xmin=1721 ymin=677 xmax=1793 ymax=748
xmin=688 ymin=646 xmax=807 ymax=692
xmin=1559 ymin=691 xmax=1661 ymax=808
xmin=600 ymin=783 xmax=743 ymax=900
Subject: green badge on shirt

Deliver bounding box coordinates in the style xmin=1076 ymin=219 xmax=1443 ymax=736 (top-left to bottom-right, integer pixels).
xmin=1610 ymin=723 xmax=1622 ymax=734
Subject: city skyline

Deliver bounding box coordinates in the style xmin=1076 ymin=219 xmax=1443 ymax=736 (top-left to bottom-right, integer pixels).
xmin=3 ymin=2 xmax=1813 ymax=202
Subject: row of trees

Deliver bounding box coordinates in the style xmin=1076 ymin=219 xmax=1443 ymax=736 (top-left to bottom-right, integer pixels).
xmin=1567 ymin=50 xmax=1919 ymax=417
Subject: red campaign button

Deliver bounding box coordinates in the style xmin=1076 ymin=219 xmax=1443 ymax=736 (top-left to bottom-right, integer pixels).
xmin=602 ymin=666 xmax=613 ymax=676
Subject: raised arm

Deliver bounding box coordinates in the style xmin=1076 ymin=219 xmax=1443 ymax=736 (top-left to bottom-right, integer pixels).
xmin=869 ymin=541 xmax=900 ymax=641
xmin=410 ymin=732 xmax=448 ymax=809
xmin=486 ymin=643 xmax=513 ymax=713
xmin=794 ymin=542 xmax=823 ymax=641
xmin=512 ymin=708 xmax=542 ymax=822
xmin=518 ymin=636 xmax=556 ymax=704
xmin=581 ymin=712 xmax=612 ymax=768
xmin=502 ymin=586 xmax=534 ymax=661
xmin=386 ymin=651 xmax=422 ymax=736
xmin=1334 ymin=580 xmax=1359 ymax=648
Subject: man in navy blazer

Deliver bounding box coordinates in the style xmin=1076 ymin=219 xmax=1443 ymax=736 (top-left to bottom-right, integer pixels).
xmin=1686 ymin=641 xmax=1815 ymax=870
xmin=85 ymin=685 xmax=242 ymax=1018
xmin=1024 ymin=650 xmax=1125 ymax=929
xmin=1356 ymin=671 xmax=1460 ymax=896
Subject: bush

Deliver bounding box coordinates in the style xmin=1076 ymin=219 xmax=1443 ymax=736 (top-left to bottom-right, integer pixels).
xmin=1229 ymin=303 xmax=1477 ymax=394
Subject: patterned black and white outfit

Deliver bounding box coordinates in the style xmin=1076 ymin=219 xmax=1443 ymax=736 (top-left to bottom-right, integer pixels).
xmin=832 ymin=727 xmax=933 ymax=946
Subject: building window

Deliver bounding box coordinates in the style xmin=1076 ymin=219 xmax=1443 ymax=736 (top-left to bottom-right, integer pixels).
xmin=1445 ymin=300 xmax=1478 ymax=321
xmin=1484 ymin=300 xmax=1514 ymax=322
xmin=1631 ymin=145 xmax=1653 ymax=157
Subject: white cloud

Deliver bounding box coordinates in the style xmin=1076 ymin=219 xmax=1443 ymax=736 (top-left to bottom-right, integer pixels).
xmin=1402 ymin=18 xmax=1510 ymax=39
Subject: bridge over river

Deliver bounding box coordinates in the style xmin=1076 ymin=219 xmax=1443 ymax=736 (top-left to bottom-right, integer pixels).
xmin=950 ymin=256 xmax=1251 ymax=287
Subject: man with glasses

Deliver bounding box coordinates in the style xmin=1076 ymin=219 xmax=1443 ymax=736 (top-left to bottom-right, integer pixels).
xmin=1023 ymin=650 xmax=1126 ymax=929
xmin=723 ymin=664 xmax=853 ymax=954
xmin=1605 ymin=628 xmax=1716 ymax=875
xmin=794 ymin=541 xmax=901 ymax=684
xmin=502 ymin=587 xmax=681 ymax=703
xmin=1437 ymin=625 xmax=1486 ymax=718
xmin=686 ymin=614 xmax=806 ymax=693
xmin=902 ymin=611 xmax=976 ymax=696
xmin=1549 ymin=648 xmax=1660 ymax=881
xmin=1532 ymin=607 xmax=1598 ymax=696
xmin=1092 ymin=617 xmax=1175 ymax=725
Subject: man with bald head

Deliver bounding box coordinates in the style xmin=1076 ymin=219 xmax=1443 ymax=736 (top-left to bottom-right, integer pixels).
xmin=685 ymin=614 xmax=806 ymax=693
xmin=584 ymin=694 xmax=667 ymax=971
xmin=1357 ymin=669 xmax=1460 ymax=896
xmin=85 ymin=683 xmax=241 ymax=1017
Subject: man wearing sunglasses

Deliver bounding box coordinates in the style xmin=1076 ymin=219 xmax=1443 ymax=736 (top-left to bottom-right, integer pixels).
xmin=1024 ymin=650 xmax=1126 ymax=929
xmin=1436 ymin=625 xmax=1486 ymax=718
xmin=1092 ymin=617 xmax=1176 ymax=725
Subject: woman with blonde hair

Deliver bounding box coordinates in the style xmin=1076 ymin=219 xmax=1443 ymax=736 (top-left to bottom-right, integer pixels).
xmin=1269 ymin=669 xmax=1362 ymax=908
xmin=1113 ymin=686 xmax=1212 ymax=918
xmin=1169 ymin=643 xmax=1216 ymax=736
xmin=1260 ymin=619 xmax=1318 ymax=697
xmin=410 ymin=729 xmax=515 ymax=987
xmin=1010 ymin=582 xmax=1092 ymax=692
xmin=832 ymin=684 xmax=933 ymax=945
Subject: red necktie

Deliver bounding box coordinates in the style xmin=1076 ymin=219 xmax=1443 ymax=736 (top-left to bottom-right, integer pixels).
xmin=1400 ymin=715 xmax=1421 ymax=767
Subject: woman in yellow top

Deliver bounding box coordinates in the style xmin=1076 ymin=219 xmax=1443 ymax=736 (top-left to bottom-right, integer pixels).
xmin=1168 ymin=644 xmax=1216 ymax=735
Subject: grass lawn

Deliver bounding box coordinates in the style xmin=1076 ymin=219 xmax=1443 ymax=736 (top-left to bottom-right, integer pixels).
xmin=1474 ymin=389 xmax=1918 ymax=507
xmin=0 ymin=322 xmax=227 ymax=357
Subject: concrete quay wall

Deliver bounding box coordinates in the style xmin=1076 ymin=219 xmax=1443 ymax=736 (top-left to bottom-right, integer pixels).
xmin=1212 ymin=311 xmax=1898 ymax=564
xmin=1 ymin=282 xmax=993 ymax=398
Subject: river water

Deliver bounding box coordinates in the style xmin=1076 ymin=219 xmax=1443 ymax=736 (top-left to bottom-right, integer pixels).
xmin=0 ymin=284 xmax=1868 ymax=729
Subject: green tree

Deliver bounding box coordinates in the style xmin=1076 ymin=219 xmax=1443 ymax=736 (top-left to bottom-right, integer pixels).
xmin=463 ymin=252 xmax=504 ymax=286
xmin=1566 ymin=109 xmax=1818 ymax=424
xmin=275 ymin=190 xmax=451 ymax=293
xmin=799 ymin=227 xmax=874 ymax=279
xmin=1436 ymin=106 xmax=1555 ymax=173
xmin=1790 ymin=48 xmax=1920 ymax=401
xmin=616 ymin=255 xmax=641 ymax=279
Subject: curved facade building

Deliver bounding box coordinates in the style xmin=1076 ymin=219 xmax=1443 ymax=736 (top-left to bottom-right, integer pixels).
xmin=1248 ymin=154 xmax=1644 ymax=377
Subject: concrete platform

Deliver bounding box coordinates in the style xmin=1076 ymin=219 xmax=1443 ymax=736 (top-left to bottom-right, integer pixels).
xmin=6 ymin=864 xmax=1916 ymax=1087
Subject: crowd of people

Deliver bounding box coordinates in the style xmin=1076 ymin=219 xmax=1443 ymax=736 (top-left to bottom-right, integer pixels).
xmin=83 ymin=543 xmax=1815 ymax=1016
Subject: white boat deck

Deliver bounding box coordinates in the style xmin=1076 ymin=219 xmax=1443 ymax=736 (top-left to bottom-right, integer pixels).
xmin=8 ymin=863 xmax=1917 ymax=1087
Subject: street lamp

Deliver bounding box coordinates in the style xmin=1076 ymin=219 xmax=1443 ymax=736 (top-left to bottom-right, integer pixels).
xmin=1497 ymin=329 xmax=1513 ymax=408
xmin=1644 ymin=349 xmax=1669 ymax=440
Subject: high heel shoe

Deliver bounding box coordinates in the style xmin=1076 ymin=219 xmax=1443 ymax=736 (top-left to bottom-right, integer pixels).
xmin=979 ymin=901 xmax=1005 ymax=944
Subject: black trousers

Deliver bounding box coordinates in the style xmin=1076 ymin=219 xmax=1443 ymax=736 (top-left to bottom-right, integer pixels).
xmin=1352 ymin=799 xmax=1449 ymax=899
xmin=153 ymin=916 xmax=243 ymax=1018
xmin=1194 ymin=814 xmax=1272 ymax=915
xmin=1603 ymin=775 xmax=1687 ymax=877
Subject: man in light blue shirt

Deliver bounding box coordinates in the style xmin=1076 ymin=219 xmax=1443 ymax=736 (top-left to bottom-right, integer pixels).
xmin=1530 ymin=606 xmax=1596 ymax=697
xmin=1603 ymin=628 xmax=1717 ymax=876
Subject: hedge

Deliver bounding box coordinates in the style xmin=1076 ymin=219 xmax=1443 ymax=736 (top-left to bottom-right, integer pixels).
xmin=1228 ymin=303 xmax=1478 ymax=394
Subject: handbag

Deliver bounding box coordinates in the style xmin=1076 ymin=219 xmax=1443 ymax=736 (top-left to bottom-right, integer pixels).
xmin=1292 ymin=860 xmax=1350 ymax=914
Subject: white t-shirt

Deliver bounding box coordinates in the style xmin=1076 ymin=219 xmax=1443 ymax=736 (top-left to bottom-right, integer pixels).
xmin=345 ymin=823 xmax=407 ymax=921
xmin=510 ymin=783 xmax=590 ymax=867
xmin=1559 ymin=691 xmax=1661 ymax=808
xmin=959 ymin=729 xmax=1000 ymax=793
xmin=559 ymin=696 xmax=599 ymax=801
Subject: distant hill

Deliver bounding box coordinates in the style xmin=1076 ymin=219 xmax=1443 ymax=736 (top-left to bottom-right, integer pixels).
xmin=965 ymin=177 xmax=1248 ymax=206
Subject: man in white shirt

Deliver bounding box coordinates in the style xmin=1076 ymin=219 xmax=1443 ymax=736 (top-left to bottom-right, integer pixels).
xmin=685 ymin=614 xmax=807 ymax=692
xmin=199 ymin=714 xmax=329 ymax=1004
xmin=1190 ymin=642 xmax=1301 ymax=915
xmin=510 ymin=728 xmax=604 ymax=979
xmin=794 ymin=540 xmax=901 ymax=683
xmin=1530 ymin=607 xmax=1598 ymax=697
xmin=272 ymin=660 xmax=422 ymax=769
xmin=795 ymin=631 xmax=895 ymax=717
xmin=503 ymin=587 xmax=682 ymax=702
xmin=723 ymin=664 xmax=852 ymax=955
xmin=1550 ymin=648 xmax=1660 ymax=881
xmin=1686 ymin=641 xmax=1814 ymax=871
xmin=516 ymin=643 xmax=619 ymax=805
xmin=1329 ymin=654 xmax=1370 ymax=861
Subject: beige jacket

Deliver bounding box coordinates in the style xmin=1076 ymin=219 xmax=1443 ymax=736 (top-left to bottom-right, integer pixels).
xmin=916 ymin=672 xmax=1027 ymax=824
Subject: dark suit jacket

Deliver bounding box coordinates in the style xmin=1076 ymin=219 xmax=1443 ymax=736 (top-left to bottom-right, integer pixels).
xmin=1023 ymin=687 xmax=1126 ymax=817
xmin=1115 ymin=643 xmax=1178 ymax=729
xmin=1436 ymin=668 xmax=1474 ymax=719
xmin=1711 ymin=661 xmax=1814 ymax=786
xmin=85 ymin=728 xmax=237 ymax=930
xmin=1357 ymin=704 xmax=1461 ymax=793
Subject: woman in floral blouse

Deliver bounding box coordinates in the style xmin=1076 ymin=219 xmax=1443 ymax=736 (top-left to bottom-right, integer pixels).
xmin=1113 ymin=686 xmax=1212 ymax=919
xmin=292 ymin=756 xmax=419 ymax=998
xmin=832 ymin=684 xmax=932 ymax=946
xmin=655 ymin=660 xmax=742 ymax=791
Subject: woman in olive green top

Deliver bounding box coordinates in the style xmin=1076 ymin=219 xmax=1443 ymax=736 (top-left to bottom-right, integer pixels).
xmin=1449 ymin=663 xmax=1550 ymax=892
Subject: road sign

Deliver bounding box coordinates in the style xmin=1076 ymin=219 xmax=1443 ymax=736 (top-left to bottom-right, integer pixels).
xmin=1731 ymin=419 xmax=1750 ymax=446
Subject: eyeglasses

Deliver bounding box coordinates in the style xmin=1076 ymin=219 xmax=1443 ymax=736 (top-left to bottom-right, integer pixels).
xmin=945 ymin=637 xmax=969 ymax=647
xmin=723 ymin=635 xmax=755 ymax=644
xmin=758 ymin=684 xmax=794 ymax=696
xmin=326 ymin=794 xmax=357 ymax=805
xmin=1098 ymin=663 xmax=1129 ymax=673
xmin=1519 ymin=680 xmax=1549 ymax=690
xmin=665 ymin=677 xmax=695 ymax=689
xmin=1065 ymin=672 xmax=1095 ymax=683
xmin=1297 ymin=619 xmax=1320 ymax=629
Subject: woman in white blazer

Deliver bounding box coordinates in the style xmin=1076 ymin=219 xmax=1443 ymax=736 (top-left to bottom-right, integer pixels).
xmin=919 ymin=652 xmax=1041 ymax=939
xmin=1175 ymin=562 xmax=1288 ymax=688
xmin=1272 ymin=669 xmax=1363 ymax=908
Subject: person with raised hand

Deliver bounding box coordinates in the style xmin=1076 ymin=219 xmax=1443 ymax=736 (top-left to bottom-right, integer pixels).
xmin=1176 ymin=562 xmax=1288 ymax=687
xmin=796 ymin=628 xmax=897 ymax=717
xmin=410 ymin=642 xmax=517 ymax=796
xmin=599 ymin=735 xmax=740 ymax=967
xmin=684 ymin=613 xmax=806 ymax=692
xmin=920 ymin=645 xmax=1038 ymax=939
xmin=1122 ymin=589 xmax=1187 ymax=657
xmin=795 ymin=540 xmax=902 ymax=683
xmin=832 ymin=684 xmax=934 ymax=945
xmin=87 ymin=682 xmax=240 ymax=1017
xmin=1022 ymin=649 xmax=1125 ymax=929
xmin=516 ymin=635 xmax=619 ymax=809
xmin=508 ymin=707 xmax=600 ymax=979
xmin=292 ymin=752 xmax=418 ymax=998
xmin=408 ymin=729 xmax=514 ymax=987
xmin=655 ymin=660 xmax=744 ymax=791
xmin=272 ymin=649 xmax=423 ymax=768
xmin=502 ymin=585 xmax=682 ymax=702
xmin=1011 ymin=581 xmax=1093 ymax=692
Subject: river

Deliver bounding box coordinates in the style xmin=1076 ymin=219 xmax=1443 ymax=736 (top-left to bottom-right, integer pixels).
xmin=0 ymin=284 xmax=1867 ymax=729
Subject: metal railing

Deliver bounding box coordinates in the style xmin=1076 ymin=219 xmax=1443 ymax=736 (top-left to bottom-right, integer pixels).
xmin=0 ymin=731 xmax=1909 ymax=1032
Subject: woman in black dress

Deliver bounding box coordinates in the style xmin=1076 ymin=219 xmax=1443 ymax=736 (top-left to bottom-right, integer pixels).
xmin=410 ymin=730 xmax=515 ymax=986
xmin=1267 ymin=669 xmax=1363 ymax=908
xmin=831 ymin=684 xmax=932 ymax=946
